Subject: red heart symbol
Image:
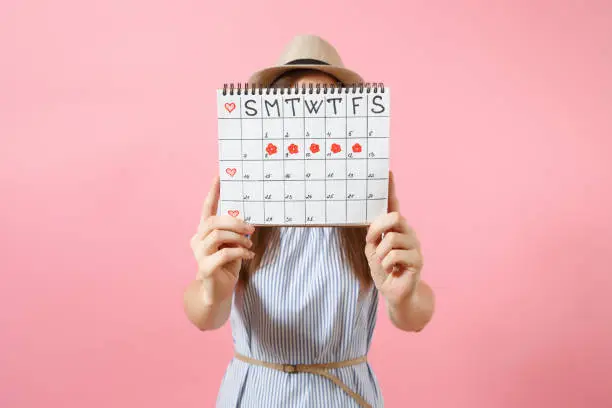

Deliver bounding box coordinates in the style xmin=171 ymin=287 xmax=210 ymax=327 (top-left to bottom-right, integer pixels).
xmin=310 ymin=143 xmax=320 ymax=154
xmin=224 ymin=102 xmax=236 ymax=113
xmin=352 ymin=143 xmax=362 ymax=153
xmin=331 ymin=143 xmax=342 ymax=154
xmin=225 ymin=168 xmax=237 ymax=177
xmin=228 ymin=210 xmax=240 ymax=217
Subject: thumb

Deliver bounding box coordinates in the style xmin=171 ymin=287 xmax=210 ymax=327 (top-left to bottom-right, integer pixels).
xmin=199 ymin=176 xmax=220 ymax=227
xmin=387 ymin=171 xmax=400 ymax=213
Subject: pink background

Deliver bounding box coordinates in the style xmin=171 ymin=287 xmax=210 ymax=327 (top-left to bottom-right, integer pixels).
xmin=1 ymin=0 xmax=611 ymax=407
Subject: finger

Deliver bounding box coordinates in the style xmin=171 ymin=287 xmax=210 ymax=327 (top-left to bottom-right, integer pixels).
xmin=203 ymin=247 xmax=255 ymax=276
xmin=364 ymin=241 xmax=377 ymax=261
xmin=375 ymin=232 xmax=420 ymax=261
xmin=381 ymin=249 xmax=423 ymax=273
xmin=200 ymin=215 xmax=254 ymax=238
xmin=388 ymin=171 xmax=400 ymax=213
xmin=201 ymin=230 xmax=253 ymax=256
xmin=199 ymin=176 xmax=220 ymax=227
xmin=366 ymin=211 xmax=410 ymax=244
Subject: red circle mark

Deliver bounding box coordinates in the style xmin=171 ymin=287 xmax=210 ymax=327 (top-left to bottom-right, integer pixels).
xmin=266 ymin=143 xmax=278 ymax=155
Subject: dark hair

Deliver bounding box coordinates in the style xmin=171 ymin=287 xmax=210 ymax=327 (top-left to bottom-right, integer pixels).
xmin=270 ymin=69 xmax=342 ymax=88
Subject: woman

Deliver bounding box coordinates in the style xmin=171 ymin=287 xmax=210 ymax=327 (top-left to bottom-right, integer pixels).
xmin=184 ymin=35 xmax=435 ymax=408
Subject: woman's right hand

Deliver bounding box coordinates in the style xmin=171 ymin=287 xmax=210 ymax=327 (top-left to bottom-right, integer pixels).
xmin=190 ymin=177 xmax=255 ymax=305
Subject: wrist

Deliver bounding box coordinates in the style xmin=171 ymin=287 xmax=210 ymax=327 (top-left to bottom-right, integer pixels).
xmin=386 ymin=280 xmax=435 ymax=332
xmin=385 ymin=284 xmax=419 ymax=311
xmin=383 ymin=272 xmax=421 ymax=309
xmin=198 ymin=278 xmax=220 ymax=307
xmin=198 ymin=278 xmax=233 ymax=307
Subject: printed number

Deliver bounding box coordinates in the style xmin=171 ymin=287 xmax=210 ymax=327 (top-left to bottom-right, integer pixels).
xmin=285 ymin=174 xmax=291 ymax=179
xmin=306 ymin=216 xmax=314 ymax=222
xmin=368 ymin=173 xmax=375 ymax=178
xmin=285 ymin=194 xmax=293 ymax=200
xmin=244 ymin=174 xmax=250 ymax=180
xmin=305 ymin=194 xmax=312 ymax=199
xmin=326 ymin=131 xmax=331 ymax=137
xmin=266 ymin=216 xmax=273 ymax=222
xmin=265 ymin=194 xmax=272 ymax=200
xmin=265 ymin=173 xmax=271 ymax=179
xmin=368 ymin=152 xmax=376 ymax=158
xmin=327 ymin=172 xmax=334 ymax=178
xmin=242 ymin=194 xmax=250 ymax=200
xmin=347 ymin=172 xmax=354 ymax=178
xmin=326 ymin=193 xmax=335 ymax=199
xmin=368 ymin=193 xmax=374 ymax=198
xmin=264 ymin=132 xmax=269 ymax=138
xmin=306 ymin=152 xmax=311 ymax=158
xmin=347 ymin=153 xmax=353 ymax=158
xmin=305 ymin=173 xmax=311 ymax=178
xmin=285 ymin=132 xmax=290 ymax=138
xmin=244 ymin=216 xmax=251 ymax=222
xmin=347 ymin=194 xmax=355 ymax=199
xmin=368 ymin=131 xmax=374 ymax=136
xmin=285 ymin=216 xmax=293 ymax=222
xmin=305 ymin=131 xmax=310 ymax=137
xmin=243 ymin=153 xmax=247 ymax=158
xmin=348 ymin=131 xmax=353 ymax=137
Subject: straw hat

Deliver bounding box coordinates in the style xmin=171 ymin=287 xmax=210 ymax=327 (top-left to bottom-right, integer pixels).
xmin=248 ymin=35 xmax=364 ymax=86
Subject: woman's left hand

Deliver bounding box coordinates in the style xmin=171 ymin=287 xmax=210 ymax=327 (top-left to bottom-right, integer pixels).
xmin=365 ymin=172 xmax=424 ymax=306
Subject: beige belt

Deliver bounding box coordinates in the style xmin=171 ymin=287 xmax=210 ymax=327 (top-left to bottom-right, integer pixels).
xmin=234 ymin=352 xmax=372 ymax=408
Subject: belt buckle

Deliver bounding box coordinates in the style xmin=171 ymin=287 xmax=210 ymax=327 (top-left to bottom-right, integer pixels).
xmin=282 ymin=364 xmax=297 ymax=374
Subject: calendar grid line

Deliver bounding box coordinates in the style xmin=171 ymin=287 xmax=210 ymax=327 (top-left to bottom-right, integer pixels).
xmin=221 ymin=198 xmax=387 ymax=203
xmin=219 ymin=137 xmax=389 ymax=140
xmin=221 ymin=158 xmax=390 ymax=162
xmin=260 ymin=92 xmax=265 ymax=224
xmin=345 ymin=90 xmax=348 ymax=223
xmin=282 ymin=95 xmax=286 ymax=223
xmin=365 ymin=94 xmax=369 ymax=222
xmin=303 ymin=94 xmax=306 ymax=224
xmin=218 ymin=115 xmax=390 ymax=119
xmin=323 ymin=93 xmax=327 ymax=223
xmin=221 ymin=178 xmax=390 ymax=182
xmin=240 ymin=93 xmax=244 ymax=215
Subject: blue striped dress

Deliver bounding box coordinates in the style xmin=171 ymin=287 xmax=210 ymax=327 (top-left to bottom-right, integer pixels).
xmin=216 ymin=227 xmax=383 ymax=407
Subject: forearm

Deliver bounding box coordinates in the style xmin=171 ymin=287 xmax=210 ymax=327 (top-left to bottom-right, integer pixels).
xmin=386 ymin=280 xmax=435 ymax=332
xmin=183 ymin=280 xmax=232 ymax=331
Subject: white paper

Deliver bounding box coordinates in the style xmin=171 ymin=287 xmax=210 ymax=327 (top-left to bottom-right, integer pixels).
xmin=217 ymin=87 xmax=390 ymax=225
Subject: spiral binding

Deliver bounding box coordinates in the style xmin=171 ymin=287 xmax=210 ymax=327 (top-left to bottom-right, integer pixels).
xmin=222 ymin=82 xmax=385 ymax=96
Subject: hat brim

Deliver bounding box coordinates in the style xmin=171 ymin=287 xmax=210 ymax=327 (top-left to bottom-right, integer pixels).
xmin=248 ymin=65 xmax=364 ymax=87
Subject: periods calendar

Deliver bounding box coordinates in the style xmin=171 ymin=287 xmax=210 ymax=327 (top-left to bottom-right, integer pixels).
xmin=217 ymin=83 xmax=390 ymax=226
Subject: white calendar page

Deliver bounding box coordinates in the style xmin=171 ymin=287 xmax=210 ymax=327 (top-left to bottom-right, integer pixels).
xmin=217 ymin=87 xmax=390 ymax=226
